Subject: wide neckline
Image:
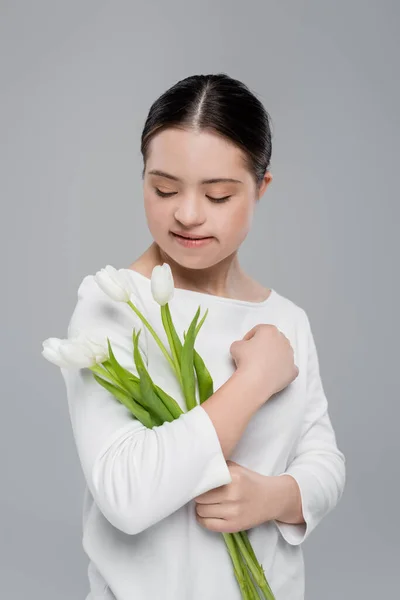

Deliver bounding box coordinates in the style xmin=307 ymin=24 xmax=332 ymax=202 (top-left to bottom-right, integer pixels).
xmin=122 ymin=268 xmax=276 ymax=308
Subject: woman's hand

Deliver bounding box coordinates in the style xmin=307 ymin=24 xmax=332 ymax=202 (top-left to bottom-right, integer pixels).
xmin=194 ymin=460 xmax=286 ymax=534
xmin=230 ymin=324 xmax=299 ymax=401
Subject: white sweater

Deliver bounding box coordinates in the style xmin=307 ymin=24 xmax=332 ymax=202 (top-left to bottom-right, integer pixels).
xmin=60 ymin=268 xmax=346 ymax=600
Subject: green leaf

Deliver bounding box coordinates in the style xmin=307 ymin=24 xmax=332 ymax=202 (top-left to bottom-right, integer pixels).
xmin=180 ymin=307 xmax=201 ymax=410
xmin=182 ymin=331 xmax=214 ymax=403
xmin=90 ymin=363 xmax=117 ymax=385
xmin=189 ymin=307 xmax=214 ymax=404
xmin=102 ymin=353 xmax=153 ymax=413
xmin=106 ymin=338 xmax=142 ymax=399
xmin=133 ymin=329 xmax=175 ymax=424
xmin=193 ymin=348 xmax=214 ymax=404
xmin=184 ymin=308 xmax=214 ymax=404
xmin=153 ymin=384 xmax=184 ymax=419
xmin=159 ymin=304 xmax=184 ymax=390
xmin=195 ymin=307 xmax=209 ymax=338
xmin=93 ymin=373 xmax=154 ymax=428
xmin=163 ymin=303 xmax=183 ymax=364
xmin=103 ymin=359 xmax=140 ymax=385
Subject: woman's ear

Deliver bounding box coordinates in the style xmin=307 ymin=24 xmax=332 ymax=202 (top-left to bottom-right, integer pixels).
xmin=257 ymin=171 xmax=273 ymax=201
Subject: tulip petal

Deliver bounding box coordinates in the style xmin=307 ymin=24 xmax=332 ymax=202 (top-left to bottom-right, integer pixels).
xmin=81 ymin=331 xmax=109 ymax=357
xmin=116 ymin=268 xmax=136 ymax=295
xmin=42 ymin=337 xmax=71 ymax=367
xmin=94 ymin=265 xmax=134 ymax=302
xmin=151 ymin=263 xmax=175 ymax=306
xmin=41 ymin=338 xmax=70 ymax=367
xmin=107 ymin=265 xmax=136 ymax=301
xmin=59 ymin=339 xmax=95 ymax=368
xmin=95 ymin=269 xmax=127 ymax=302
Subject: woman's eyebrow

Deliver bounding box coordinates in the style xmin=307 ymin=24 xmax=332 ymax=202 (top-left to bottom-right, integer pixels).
xmin=148 ymin=169 xmax=243 ymax=185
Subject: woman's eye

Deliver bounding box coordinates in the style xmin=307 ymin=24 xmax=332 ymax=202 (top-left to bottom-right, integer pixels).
xmin=207 ymin=195 xmax=231 ymax=203
xmin=155 ymin=188 xmax=177 ymax=198
xmin=154 ymin=188 xmax=231 ymax=203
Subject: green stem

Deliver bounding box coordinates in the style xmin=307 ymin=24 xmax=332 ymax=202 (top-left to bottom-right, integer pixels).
xmin=232 ymin=533 xmax=263 ymax=600
xmin=127 ymin=299 xmax=179 ymax=380
xmin=232 ymin=533 xmax=275 ymax=600
xmin=238 ymin=531 xmax=259 ymax=566
xmin=231 ymin=533 xmax=260 ymax=584
xmin=241 ymin=562 xmax=262 ymax=599
xmin=222 ymin=533 xmax=251 ymax=599
xmin=90 ymin=362 xmax=120 ymax=386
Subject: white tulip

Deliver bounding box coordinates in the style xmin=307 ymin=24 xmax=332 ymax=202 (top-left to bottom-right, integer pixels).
xmin=95 ymin=265 xmax=135 ymax=302
xmin=42 ymin=337 xmax=71 ymax=368
xmin=150 ymin=263 xmax=175 ymax=306
xmin=42 ymin=331 xmax=109 ymax=369
xmin=75 ymin=330 xmax=109 ymax=363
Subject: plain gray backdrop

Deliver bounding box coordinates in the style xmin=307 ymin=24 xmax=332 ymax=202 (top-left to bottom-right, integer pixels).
xmin=2 ymin=1 xmax=399 ymax=598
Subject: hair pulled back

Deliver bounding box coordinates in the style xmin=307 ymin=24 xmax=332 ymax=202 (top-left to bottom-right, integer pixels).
xmin=140 ymin=73 xmax=273 ymax=188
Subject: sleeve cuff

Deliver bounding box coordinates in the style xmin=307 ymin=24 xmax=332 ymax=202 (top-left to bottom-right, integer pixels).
xmin=274 ymin=469 xmax=324 ymax=546
xmin=189 ymin=404 xmax=233 ymax=497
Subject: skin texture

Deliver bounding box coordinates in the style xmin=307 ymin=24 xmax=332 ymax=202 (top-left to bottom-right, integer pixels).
xmin=194 ymin=462 xmax=304 ymax=534
xmin=128 ymin=126 xmax=304 ymax=531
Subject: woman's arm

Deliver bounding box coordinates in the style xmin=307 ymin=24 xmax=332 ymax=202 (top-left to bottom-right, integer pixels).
xmin=62 ymin=274 xmax=269 ymax=536
xmin=273 ymin=310 xmax=346 ymax=545
xmin=265 ymin=474 xmax=305 ymax=525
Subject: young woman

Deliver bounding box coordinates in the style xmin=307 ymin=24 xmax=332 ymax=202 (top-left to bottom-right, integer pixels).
xmin=61 ymin=73 xmax=346 ymax=600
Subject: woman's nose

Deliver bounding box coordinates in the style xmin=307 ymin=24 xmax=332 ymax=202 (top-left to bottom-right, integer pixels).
xmin=173 ymin=196 xmax=206 ymax=227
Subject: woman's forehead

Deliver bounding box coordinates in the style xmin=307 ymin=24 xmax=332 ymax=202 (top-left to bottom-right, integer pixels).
xmin=146 ymin=128 xmax=249 ymax=180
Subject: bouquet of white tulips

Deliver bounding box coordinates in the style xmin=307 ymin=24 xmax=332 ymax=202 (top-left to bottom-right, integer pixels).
xmin=42 ymin=263 xmax=275 ymax=600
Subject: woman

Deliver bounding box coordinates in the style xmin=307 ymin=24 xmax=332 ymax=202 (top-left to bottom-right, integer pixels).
xmin=61 ymin=73 xmax=346 ymax=600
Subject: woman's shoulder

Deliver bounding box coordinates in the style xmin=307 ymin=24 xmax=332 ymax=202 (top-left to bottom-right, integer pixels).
xmin=75 ymin=272 xmax=96 ymax=296
xmin=67 ymin=267 xmax=147 ymax=340
xmin=73 ymin=266 xmax=145 ymax=301
xmin=265 ymin=284 xmax=307 ymax=323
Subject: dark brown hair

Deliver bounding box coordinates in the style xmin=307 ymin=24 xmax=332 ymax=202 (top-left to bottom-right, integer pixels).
xmin=140 ymin=73 xmax=273 ymax=189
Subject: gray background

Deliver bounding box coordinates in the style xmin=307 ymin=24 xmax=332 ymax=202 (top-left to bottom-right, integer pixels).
xmin=2 ymin=1 xmax=399 ymax=598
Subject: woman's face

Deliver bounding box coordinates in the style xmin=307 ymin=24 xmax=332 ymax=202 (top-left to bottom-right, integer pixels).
xmin=142 ymin=127 xmax=271 ymax=271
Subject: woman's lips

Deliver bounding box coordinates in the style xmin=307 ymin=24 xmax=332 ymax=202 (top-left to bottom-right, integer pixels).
xmin=171 ymin=232 xmax=214 ymax=247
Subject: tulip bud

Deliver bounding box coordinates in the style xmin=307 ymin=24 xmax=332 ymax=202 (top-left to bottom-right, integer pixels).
xmin=78 ymin=331 xmax=109 ymax=363
xmin=41 ymin=338 xmax=71 ymax=368
xmin=95 ymin=265 xmax=134 ymax=302
xmin=42 ymin=331 xmax=109 ymax=369
xmin=150 ymin=263 xmax=175 ymax=306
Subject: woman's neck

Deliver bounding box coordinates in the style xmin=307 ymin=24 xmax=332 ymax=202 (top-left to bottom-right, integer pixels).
xmin=129 ymin=242 xmax=270 ymax=303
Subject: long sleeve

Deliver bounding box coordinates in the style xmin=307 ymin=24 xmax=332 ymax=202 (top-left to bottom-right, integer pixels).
xmin=274 ymin=310 xmax=346 ymax=545
xmin=61 ymin=274 xmax=232 ymax=536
